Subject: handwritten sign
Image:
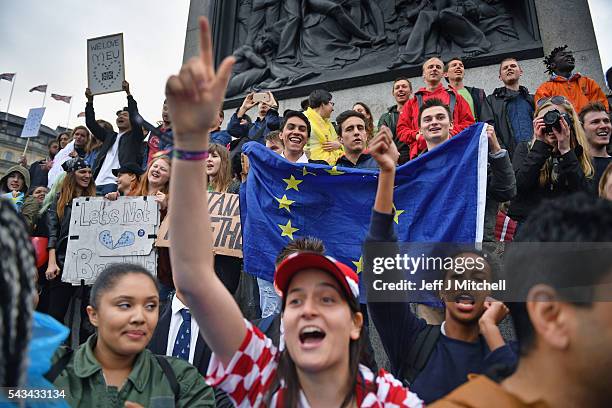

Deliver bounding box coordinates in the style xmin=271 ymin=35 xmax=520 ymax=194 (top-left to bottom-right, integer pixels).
xmin=156 ymin=192 xmax=242 ymax=258
xmin=62 ymin=196 xmax=159 ymax=285
xmin=87 ymin=33 xmax=125 ymax=95
xmin=21 ymin=107 xmax=46 ymax=138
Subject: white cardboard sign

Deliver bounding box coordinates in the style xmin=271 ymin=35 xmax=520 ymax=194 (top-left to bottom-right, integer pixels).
xmin=87 ymin=33 xmax=125 ymax=95
xmin=62 ymin=196 xmax=159 ymax=285
xmin=21 ymin=107 xmax=46 ymax=138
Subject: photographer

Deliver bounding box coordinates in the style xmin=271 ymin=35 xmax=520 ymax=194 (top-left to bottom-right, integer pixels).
xmin=508 ymin=96 xmax=594 ymax=228
xmin=227 ymin=91 xmax=280 ymax=143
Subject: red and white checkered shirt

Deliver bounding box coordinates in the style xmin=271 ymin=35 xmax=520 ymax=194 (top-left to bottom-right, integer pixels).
xmin=206 ymin=319 xmax=424 ymax=407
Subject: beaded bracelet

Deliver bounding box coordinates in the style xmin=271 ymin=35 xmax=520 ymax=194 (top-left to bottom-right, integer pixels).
xmin=172 ymin=149 xmax=210 ymax=161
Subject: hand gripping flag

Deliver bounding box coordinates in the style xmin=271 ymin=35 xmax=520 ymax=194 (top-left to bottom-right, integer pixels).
xmin=0 ymin=73 xmax=16 ymax=82
xmin=51 ymin=94 xmax=71 ymax=103
xmin=29 ymin=84 xmax=48 ymax=93
xmin=240 ymin=123 xmax=488 ymax=300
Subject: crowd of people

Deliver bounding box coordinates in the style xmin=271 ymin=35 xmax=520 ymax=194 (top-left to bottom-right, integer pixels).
xmin=2 ymin=17 xmax=612 ymax=408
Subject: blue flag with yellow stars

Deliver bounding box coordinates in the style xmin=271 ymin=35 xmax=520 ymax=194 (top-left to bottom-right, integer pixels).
xmin=241 ymin=123 xmax=488 ymax=301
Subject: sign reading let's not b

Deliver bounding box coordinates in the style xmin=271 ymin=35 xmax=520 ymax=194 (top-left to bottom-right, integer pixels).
xmin=87 ymin=33 xmax=125 ymax=95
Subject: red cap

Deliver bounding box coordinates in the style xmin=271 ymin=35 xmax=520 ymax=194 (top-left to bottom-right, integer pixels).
xmin=274 ymin=252 xmax=359 ymax=300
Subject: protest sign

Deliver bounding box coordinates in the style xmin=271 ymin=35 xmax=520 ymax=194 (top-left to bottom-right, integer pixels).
xmin=21 ymin=107 xmax=46 ymax=138
xmin=62 ymin=196 xmax=159 ymax=285
xmin=87 ymin=33 xmax=125 ymax=95
xmin=156 ymin=192 xmax=242 ymax=258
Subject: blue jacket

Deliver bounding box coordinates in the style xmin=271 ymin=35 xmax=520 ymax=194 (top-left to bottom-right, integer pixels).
xmin=210 ymin=129 xmax=232 ymax=146
xmin=227 ymin=109 xmax=280 ymax=143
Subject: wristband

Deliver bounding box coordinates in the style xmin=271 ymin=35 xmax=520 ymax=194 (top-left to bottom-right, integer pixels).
xmin=173 ymin=149 xmax=209 ymax=161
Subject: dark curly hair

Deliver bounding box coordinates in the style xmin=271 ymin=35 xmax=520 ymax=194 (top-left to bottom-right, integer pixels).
xmin=543 ymin=45 xmax=569 ymax=75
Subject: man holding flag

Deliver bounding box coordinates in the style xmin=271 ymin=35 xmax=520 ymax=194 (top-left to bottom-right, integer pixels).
xmin=361 ymin=100 xmax=516 ymax=403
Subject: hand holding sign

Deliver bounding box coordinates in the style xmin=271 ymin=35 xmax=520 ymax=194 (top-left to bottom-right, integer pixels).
xmin=165 ymin=17 xmax=235 ymax=149
xmin=122 ymin=80 xmax=131 ymax=96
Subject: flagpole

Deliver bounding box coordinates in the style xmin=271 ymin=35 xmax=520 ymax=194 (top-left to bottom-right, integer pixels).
xmin=66 ymin=99 xmax=73 ymax=128
xmin=4 ymin=74 xmax=15 ymax=122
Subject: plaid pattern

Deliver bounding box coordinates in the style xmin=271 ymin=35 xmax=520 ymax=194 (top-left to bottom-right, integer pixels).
xmin=0 ymin=73 xmax=15 ymax=81
xmin=207 ymin=320 xmax=423 ymax=407
xmin=51 ymin=93 xmax=71 ymax=103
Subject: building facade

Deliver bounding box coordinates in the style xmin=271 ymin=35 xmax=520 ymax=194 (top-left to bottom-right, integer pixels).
xmin=0 ymin=111 xmax=59 ymax=177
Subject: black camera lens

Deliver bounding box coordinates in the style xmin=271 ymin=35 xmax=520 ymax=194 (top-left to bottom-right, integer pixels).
xmin=543 ymin=110 xmax=562 ymax=133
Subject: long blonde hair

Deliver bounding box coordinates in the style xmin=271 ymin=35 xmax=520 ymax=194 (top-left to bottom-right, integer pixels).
xmin=71 ymin=126 xmax=92 ymax=152
xmin=137 ymin=155 xmax=171 ymax=196
xmin=208 ymin=143 xmax=233 ymax=193
xmin=56 ymin=171 xmax=96 ymax=220
xmin=532 ymin=100 xmax=594 ymax=186
xmin=599 ymin=162 xmax=612 ymax=198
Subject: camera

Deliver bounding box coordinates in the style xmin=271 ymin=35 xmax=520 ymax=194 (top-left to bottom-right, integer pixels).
xmin=543 ymin=109 xmax=572 ymax=133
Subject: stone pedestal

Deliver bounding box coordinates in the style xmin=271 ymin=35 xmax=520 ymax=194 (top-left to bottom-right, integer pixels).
xmin=184 ymin=0 xmax=605 ymax=123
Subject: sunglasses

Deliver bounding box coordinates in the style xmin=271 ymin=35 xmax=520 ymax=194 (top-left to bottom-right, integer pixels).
xmin=536 ymin=95 xmax=571 ymax=108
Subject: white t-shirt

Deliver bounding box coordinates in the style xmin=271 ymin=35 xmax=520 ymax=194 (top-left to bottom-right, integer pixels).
xmin=280 ymin=151 xmax=309 ymax=163
xmin=95 ymin=131 xmax=125 ymax=186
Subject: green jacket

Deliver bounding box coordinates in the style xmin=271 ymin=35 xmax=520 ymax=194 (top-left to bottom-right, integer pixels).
xmin=51 ymin=335 xmax=215 ymax=408
xmin=20 ymin=195 xmax=41 ymax=233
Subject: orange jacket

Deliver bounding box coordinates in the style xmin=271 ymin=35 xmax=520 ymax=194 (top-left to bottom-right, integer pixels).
xmin=534 ymin=74 xmax=609 ymax=114
xmin=429 ymin=375 xmax=550 ymax=408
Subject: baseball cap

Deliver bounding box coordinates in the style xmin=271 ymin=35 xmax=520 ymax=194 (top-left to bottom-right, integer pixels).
xmin=274 ymin=252 xmax=359 ymax=300
xmin=112 ymin=162 xmax=145 ymax=177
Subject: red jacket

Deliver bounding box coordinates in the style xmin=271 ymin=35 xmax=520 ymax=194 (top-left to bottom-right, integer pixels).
xmin=534 ymin=73 xmax=609 ymax=114
xmin=397 ymin=83 xmax=475 ymax=159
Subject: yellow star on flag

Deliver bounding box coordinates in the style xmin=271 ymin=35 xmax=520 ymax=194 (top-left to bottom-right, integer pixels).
xmin=392 ymin=204 xmax=405 ymax=224
xmin=302 ymin=166 xmax=316 ymax=176
xmin=325 ymin=166 xmax=345 ymax=175
xmin=352 ymin=256 xmax=363 ymax=274
xmin=278 ymin=220 xmax=299 ymax=240
xmin=275 ymin=195 xmax=295 ymax=212
xmin=283 ymin=175 xmax=303 ymax=191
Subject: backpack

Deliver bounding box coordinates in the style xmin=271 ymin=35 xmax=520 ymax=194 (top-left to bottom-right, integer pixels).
xmin=44 ymin=349 xmax=180 ymax=404
xmin=400 ymin=324 xmax=441 ymax=386
xmin=416 ymin=90 xmax=457 ymax=118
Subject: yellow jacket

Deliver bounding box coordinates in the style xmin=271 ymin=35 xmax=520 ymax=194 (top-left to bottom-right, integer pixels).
xmin=304 ymin=107 xmax=344 ymax=165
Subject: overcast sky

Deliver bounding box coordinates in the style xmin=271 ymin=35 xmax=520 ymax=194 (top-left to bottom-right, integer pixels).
xmin=0 ymin=0 xmax=610 ymax=132
xmin=0 ymin=0 xmax=190 ymax=131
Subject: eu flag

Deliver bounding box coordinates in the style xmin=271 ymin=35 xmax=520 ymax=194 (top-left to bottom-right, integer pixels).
xmin=241 ymin=123 xmax=488 ymax=299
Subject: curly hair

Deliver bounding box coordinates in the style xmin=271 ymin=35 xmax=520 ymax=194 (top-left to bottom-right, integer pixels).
xmin=543 ymin=45 xmax=568 ymax=75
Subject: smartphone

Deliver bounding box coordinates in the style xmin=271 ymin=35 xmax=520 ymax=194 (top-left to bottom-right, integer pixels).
xmin=252 ymin=92 xmax=271 ymax=104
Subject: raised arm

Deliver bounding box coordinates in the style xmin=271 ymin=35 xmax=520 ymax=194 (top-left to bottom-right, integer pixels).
xmin=166 ymin=17 xmax=242 ymax=367
xmin=84 ymin=88 xmax=108 ymax=142
xmin=365 ymin=128 xmax=425 ymax=373
xmin=123 ymin=80 xmax=146 ymax=141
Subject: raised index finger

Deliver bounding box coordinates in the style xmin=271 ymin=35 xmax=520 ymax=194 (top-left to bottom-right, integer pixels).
xmin=199 ymin=17 xmax=215 ymax=81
